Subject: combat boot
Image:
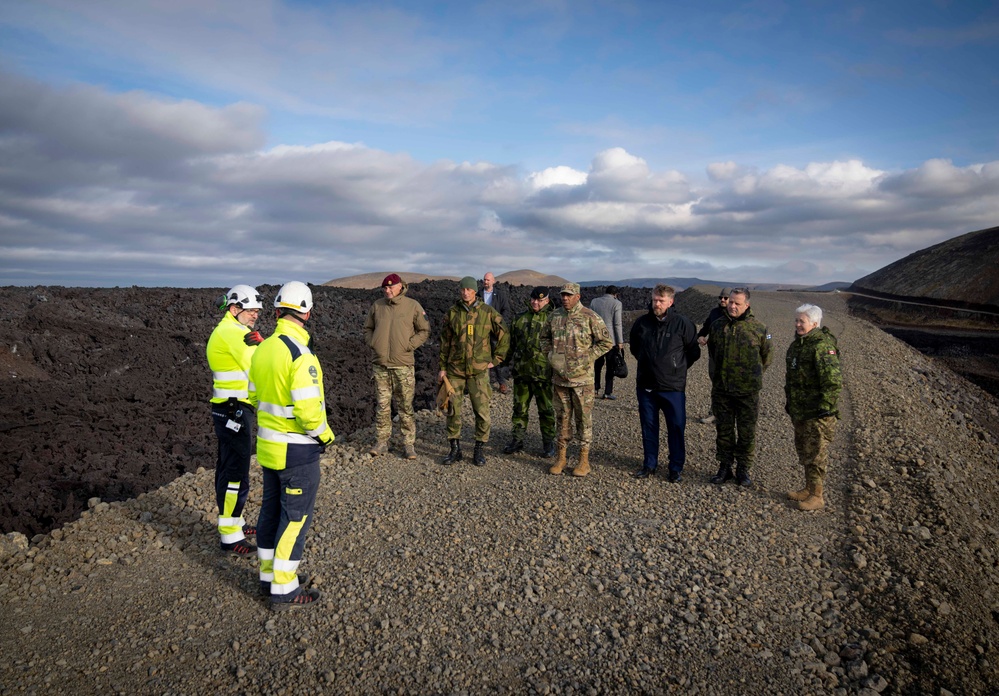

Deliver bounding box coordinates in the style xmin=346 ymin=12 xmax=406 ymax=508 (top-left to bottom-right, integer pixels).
xmin=787 ymin=484 xmax=810 ymax=502
xmin=798 ymin=483 xmax=824 ymax=511
xmin=541 ymin=439 xmax=556 ymax=458
xmin=473 ymin=442 xmax=486 ymax=466
xmin=735 ymin=464 xmax=752 ymax=487
xmin=573 ymin=446 xmax=591 ymax=477
xmin=502 ymin=439 xmax=524 ymax=454
xmin=710 ymin=464 xmax=734 ymax=485
xmin=549 ymin=443 xmax=568 ymax=475
xmin=368 ymin=441 xmax=388 ymax=456
xmin=442 ymin=439 xmax=463 ymax=465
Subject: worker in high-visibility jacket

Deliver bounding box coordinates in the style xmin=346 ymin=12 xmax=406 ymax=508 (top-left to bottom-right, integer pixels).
xmin=248 ymin=281 xmax=333 ymax=610
xmin=207 ymin=284 xmax=265 ymax=556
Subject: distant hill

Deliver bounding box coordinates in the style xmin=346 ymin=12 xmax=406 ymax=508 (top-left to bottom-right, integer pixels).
xmin=496 ymin=270 xmax=569 ymax=287
xmin=581 ymin=277 xmax=817 ymax=291
xmin=803 ymin=281 xmax=852 ymax=292
xmin=850 ymin=226 xmax=999 ymax=310
xmin=325 ymin=272 xmax=460 ymax=289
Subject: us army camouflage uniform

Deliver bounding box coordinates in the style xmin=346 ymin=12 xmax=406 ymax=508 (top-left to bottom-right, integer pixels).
xmin=707 ymin=308 xmax=772 ymax=471
xmin=541 ymin=301 xmax=614 ymax=446
xmin=439 ymin=298 xmax=509 ymax=442
xmin=372 ymin=366 xmax=417 ymax=444
xmin=785 ymin=326 xmax=842 ymax=486
xmin=509 ymin=301 xmax=556 ymax=443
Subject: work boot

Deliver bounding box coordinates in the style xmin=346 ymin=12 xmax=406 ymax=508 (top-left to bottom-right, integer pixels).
xmin=221 ymin=539 xmax=257 ymax=556
xmin=502 ymin=439 xmax=524 ymax=454
xmin=442 ymin=439 xmax=463 ymax=465
xmin=260 ymin=573 xmax=310 ymax=597
xmin=573 ymin=446 xmax=591 ymax=477
xmin=735 ymin=464 xmax=752 ymax=487
xmin=270 ymin=588 xmax=321 ymax=612
xmin=787 ymin=485 xmax=810 ymax=502
xmin=368 ymin=441 xmax=389 ymax=456
xmin=403 ymin=443 xmax=417 ymax=460
xmin=549 ymin=443 xmax=568 ymax=475
xmin=541 ymin=439 xmax=556 ymax=458
xmin=798 ymin=483 xmax=825 ymax=511
xmin=473 ymin=441 xmax=486 ymax=466
xmin=710 ymin=464 xmax=734 ymax=485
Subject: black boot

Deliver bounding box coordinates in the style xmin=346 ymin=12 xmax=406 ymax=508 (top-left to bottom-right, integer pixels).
xmin=442 ymin=439 xmax=463 ymax=465
xmin=473 ymin=441 xmax=486 ymax=466
xmin=541 ymin=439 xmax=556 ymax=458
xmin=502 ymin=439 xmax=524 ymax=454
xmin=710 ymin=464 xmax=734 ymax=485
xmin=735 ymin=464 xmax=752 ymax=487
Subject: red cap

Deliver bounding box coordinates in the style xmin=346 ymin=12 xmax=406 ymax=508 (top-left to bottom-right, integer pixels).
xmin=381 ymin=273 xmax=403 ymax=287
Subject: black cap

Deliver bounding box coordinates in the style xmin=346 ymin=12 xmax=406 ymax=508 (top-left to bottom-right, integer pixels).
xmin=530 ymin=286 xmax=549 ymax=300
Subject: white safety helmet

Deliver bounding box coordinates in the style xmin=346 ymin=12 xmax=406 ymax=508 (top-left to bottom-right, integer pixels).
xmin=274 ymin=281 xmax=313 ymax=313
xmin=224 ymin=284 xmax=263 ymax=310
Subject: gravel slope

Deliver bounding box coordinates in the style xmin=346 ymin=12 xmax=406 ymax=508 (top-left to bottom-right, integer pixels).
xmin=1 ymin=291 xmax=997 ymax=695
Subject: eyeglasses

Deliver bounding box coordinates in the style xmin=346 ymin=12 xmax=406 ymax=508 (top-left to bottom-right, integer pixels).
xmin=718 ymin=296 xmax=728 ymax=300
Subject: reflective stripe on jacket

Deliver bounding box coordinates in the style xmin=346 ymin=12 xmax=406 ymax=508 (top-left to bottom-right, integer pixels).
xmin=249 ymin=318 xmax=334 ymax=470
xmin=207 ymin=312 xmax=255 ymax=404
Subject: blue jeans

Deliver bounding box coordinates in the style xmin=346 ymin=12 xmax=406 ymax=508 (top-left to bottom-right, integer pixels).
xmin=637 ymin=389 xmax=687 ymax=473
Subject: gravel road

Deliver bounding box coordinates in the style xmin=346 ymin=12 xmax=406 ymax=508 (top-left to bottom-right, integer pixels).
xmin=2 ymin=290 xmax=997 ymax=695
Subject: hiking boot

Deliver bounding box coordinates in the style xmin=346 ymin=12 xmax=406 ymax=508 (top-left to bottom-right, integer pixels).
xmin=502 ymin=439 xmax=524 ymax=455
xmin=442 ymin=439 xmax=463 ymax=465
xmin=549 ymin=443 xmax=568 ymax=475
xmin=473 ymin=442 xmax=486 ymax=466
xmin=735 ymin=465 xmax=752 ymax=487
xmin=573 ymin=446 xmax=591 ymax=477
xmin=270 ymin=588 xmax=321 ymax=611
xmin=710 ymin=465 xmax=734 ymax=485
xmin=403 ymin=444 xmax=417 ymax=460
xmin=541 ymin=439 xmax=556 ymax=458
xmin=260 ymin=573 xmax=311 ymax=597
xmin=222 ymin=539 xmax=256 ymax=556
xmin=798 ymin=483 xmax=825 ymax=511
xmin=787 ymin=485 xmax=810 ymax=502
xmin=368 ymin=441 xmax=389 ymax=456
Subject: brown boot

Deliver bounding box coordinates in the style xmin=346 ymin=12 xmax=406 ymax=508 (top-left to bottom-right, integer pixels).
xmin=787 ymin=485 xmax=810 ymax=502
xmin=549 ymin=443 xmax=568 ymax=475
xmin=798 ymin=482 xmax=824 ymax=511
xmin=573 ymin=446 xmax=591 ymax=477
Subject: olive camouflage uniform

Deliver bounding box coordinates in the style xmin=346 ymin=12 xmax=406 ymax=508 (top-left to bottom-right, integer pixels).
xmin=708 ymin=308 xmax=772 ymax=471
xmin=439 ymin=298 xmax=509 ymax=442
xmin=541 ymin=302 xmax=613 ymax=446
xmin=785 ymin=326 xmax=842 ymax=486
xmin=509 ymin=301 xmax=556 ymax=443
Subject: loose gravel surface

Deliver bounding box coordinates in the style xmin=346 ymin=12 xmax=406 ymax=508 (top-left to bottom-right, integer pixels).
xmin=2 ymin=291 xmax=998 ymax=695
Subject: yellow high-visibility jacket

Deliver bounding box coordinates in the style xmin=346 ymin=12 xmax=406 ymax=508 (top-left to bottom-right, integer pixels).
xmin=207 ymin=312 xmax=255 ymax=406
xmin=249 ymin=318 xmax=334 ymax=470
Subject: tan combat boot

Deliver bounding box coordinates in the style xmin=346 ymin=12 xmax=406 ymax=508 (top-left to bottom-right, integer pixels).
xmin=787 ymin=485 xmax=810 ymax=502
xmin=368 ymin=441 xmax=388 ymax=456
xmin=798 ymin=482 xmax=824 ymax=511
xmin=573 ymin=446 xmax=591 ymax=477
xmin=549 ymin=443 xmax=568 ymax=475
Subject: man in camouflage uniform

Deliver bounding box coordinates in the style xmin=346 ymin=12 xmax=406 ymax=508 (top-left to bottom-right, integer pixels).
xmin=363 ymin=273 xmax=431 ymax=460
xmin=784 ymin=304 xmax=842 ymax=511
xmin=503 ymin=286 xmax=556 ymax=458
xmin=438 ymin=276 xmax=509 ymax=466
xmin=540 ymin=282 xmax=614 ymax=477
xmin=707 ymin=288 xmax=772 ymax=487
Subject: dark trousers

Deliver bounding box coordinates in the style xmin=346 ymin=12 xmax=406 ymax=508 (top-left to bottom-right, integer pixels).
xmin=594 ymin=346 xmax=619 ymax=395
xmin=211 ymin=405 xmax=254 ymax=544
xmin=637 ymin=388 xmax=687 ymax=473
xmin=712 ymin=390 xmax=761 ymax=470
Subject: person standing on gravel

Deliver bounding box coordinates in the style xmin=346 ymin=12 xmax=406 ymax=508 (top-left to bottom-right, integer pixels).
xmin=785 ymin=304 xmax=842 ymax=511
xmin=541 ymin=282 xmax=614 ymax=477
xmin=207 ymin=284 xmax=265 ymax=557
xmin=438 ymin=276 xmax=509 ymax=467
xmin=590 ymin=286 xmax=625 ymax=400
xmin=363 ymin=274 xmax=430 ymax=460
xmin=629 ymin=284 xmax=700 ymax=482
xmin=481 ymin=272 xmax=512 ymax=394
xmin=707 ymin=288 xmax=772 ymax=487
xmin=695 ymin=288 xmax=731 ymax=423
xmin=503 ymin=286 xmax=557 ymax=458
xmin=249 ymin=281 xmax=333 ymax=610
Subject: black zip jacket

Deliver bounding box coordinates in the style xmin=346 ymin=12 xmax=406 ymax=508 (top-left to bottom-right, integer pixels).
xmin=629 ymin=308 xmax=701 ymax=392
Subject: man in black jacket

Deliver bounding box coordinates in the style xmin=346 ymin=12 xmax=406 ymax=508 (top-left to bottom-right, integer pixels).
xmin=482 ymin=272 xmax=512 ymax=393
xmin=629 ymin=285 xmax=700 ymax=482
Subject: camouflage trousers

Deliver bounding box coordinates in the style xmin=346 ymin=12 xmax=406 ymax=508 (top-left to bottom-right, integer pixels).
xmin=373 ymin=365 xmax=416 ymax=445
xmin=445 ymin=371 xmax=491 ymax=442
xmin=712 ymin=390 xmax=761 ymax=470
xmin=553 ymin=383 xmax=596 ymax=447
xmin=793 ymin=416 xmax=837 ymax=486
xmin=511 ymin=379 xmax=556 ymax=442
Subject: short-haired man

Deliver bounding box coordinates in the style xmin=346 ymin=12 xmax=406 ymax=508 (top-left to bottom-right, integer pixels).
xmin=364 ymin=273 xmax=430 ymax=459
xmin=590 ymin=285 xmax=625 ymax=400
xmin=707 ymin=288 xmax=772 ymax=487
xmin=438 ymin=276 xmax=509 ymax=466
xmin=785 ymin=304 xmax=841 ymax=511
xmin=481 ymin=272 xmax=512 ymax=394
xmin=540 ymin=282 xmax=614 ymax=477
xmin=629 ymin=285 xmax=700 ymax=482
xmin=503 ymin=286 xmax=556 ymax=458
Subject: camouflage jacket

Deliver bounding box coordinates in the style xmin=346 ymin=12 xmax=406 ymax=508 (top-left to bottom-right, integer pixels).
xmin=509 ymin=301 xmax=553 ymax=382
xmin=785 ymin=326 xmax=842 ymax=421
xmin=540 ymin=302 xmax=614 ymax=387
xmin=707 ymin=308 xmax=772 ymax=394
xmin=439 ymin=298 xmax=509 ymax=378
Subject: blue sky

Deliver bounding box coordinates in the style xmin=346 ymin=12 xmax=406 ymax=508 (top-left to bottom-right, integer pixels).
xmin=1 ymin=0 xmax=997 ymax=287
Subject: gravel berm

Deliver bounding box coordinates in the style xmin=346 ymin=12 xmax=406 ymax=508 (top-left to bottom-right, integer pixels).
xmin=2 ymin=290 xmax=997 ymax=695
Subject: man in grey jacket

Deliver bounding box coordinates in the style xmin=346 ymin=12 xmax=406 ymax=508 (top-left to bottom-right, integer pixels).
xmin=590 ymin=286 xmax=625 ymax=400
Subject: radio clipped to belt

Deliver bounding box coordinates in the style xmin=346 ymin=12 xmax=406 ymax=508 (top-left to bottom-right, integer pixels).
xmin=225 ymin=397 xmax=243 ymax=433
